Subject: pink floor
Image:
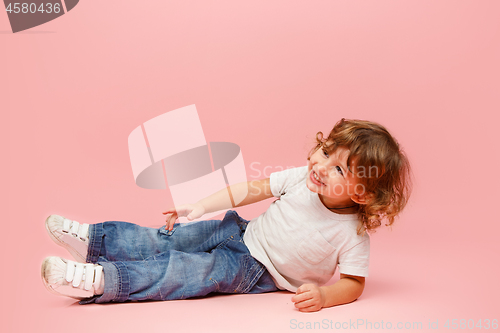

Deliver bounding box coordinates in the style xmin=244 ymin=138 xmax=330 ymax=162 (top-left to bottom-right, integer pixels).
xmin=3 ymin=1 xmax=500 ymax=332
xmin=5 ymin=208 xmax=500 ymax=333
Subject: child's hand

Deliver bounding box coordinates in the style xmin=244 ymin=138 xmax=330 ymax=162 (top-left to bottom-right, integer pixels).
xmin=162 ymin=203 xmax=206 ymax=231
xmin=291 ymin=283 xmax=326 ymax=312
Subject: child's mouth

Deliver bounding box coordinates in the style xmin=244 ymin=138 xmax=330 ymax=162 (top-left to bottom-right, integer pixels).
xmin=311 ymin=170 xmax=326 ymax=186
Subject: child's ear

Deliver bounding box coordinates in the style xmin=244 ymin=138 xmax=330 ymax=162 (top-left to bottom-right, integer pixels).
xmin=350 ymin=192 xmax=373 ymax=205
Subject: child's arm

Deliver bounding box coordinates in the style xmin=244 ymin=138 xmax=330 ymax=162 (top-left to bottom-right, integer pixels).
xmin=291 ymin=274 xmax=365 ymax=312
xmin=162 ymin=178 xmax=273 ymax=230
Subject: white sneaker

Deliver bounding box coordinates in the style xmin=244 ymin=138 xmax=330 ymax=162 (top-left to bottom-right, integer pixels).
xmin=41 ymin=256 xmax=104 ymax=299
xmin=45 ymin=215 xmax=89 ymax=263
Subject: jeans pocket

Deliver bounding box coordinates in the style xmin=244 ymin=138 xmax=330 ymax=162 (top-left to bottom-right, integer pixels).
xmin=157 ymin=224 xmax=178 ymax=236
xmin=297 ymin=230 xmax=336 ymax=265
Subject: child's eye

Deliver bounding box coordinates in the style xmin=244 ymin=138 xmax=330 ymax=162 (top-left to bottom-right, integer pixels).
xmin=322 ymin=148 xmax=329 ymax=158
xmin=336 ymin=166 xmax=344 ymax=176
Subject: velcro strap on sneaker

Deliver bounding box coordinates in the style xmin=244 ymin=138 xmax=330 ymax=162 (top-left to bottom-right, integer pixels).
xmin=72 ymin=262 xmax=84 ymax=287
xmin=78 ymin=224 xmax=90 ymax=241
xmin=65 ymin=260 xmax=102 ymax=291
xmin=62 ymin=218 xmax=89 ymax=240
xmin=63 ymin=218 xmax=72 ymax=233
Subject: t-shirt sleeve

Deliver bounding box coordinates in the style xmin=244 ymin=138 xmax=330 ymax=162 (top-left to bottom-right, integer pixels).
xmin=337 ymin=238 xmax=370 ymax=277
xmin=270 ymin=166 xmax=308 ymax=198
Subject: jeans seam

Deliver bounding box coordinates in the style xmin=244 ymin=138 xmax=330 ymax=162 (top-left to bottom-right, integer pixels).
xmin=111 ymin=263 xmax=121 ymax=302
xmin=232 ymin=255 xmax=265 ymax=294
xmin=209 ymin=277 xmax=219 ymax=292
xmin=215 ymin=238 xmax=229 ymax=250
xmin=233 ymin=255 xmax=249 ymax=293
xmin=245 ymin=261 xmax=265 ymax=293
xmin=153 ymin=257 xmax=163 ymax=300
xmin=215 ymin=232 xmax=239 ymax=250
xmin=243 ymin=265 xmax=265 ymax=293
xmin=180 ymin=257 xmax=187 ymax=299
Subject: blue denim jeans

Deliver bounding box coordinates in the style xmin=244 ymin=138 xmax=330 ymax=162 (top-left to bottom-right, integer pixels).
xmin=79 ymin=210 xmax=278 ymax=304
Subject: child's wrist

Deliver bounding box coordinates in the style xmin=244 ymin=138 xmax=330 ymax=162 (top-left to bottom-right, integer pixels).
xmin=196 ymin=202 xmax=207 ymax=214
xmin=318 ymin=286 xmax=328 ymax=308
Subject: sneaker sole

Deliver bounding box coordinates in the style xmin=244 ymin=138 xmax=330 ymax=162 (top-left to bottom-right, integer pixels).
xmin=45 ymin=216 xmax=87 ymax=263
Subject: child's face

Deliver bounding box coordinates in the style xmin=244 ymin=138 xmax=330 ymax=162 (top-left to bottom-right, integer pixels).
xmin=307 ymin=143 xmax=365 ymax=209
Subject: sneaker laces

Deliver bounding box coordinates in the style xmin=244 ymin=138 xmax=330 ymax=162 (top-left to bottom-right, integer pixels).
xmin=62 ymin=218 xmax=89 ymax=241
xmin=65 ymin=260 xmax=103 ymax=291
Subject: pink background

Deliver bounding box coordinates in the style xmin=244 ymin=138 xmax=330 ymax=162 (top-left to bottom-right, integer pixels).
xmin=2 ymin=1 xmax=499 ymax=332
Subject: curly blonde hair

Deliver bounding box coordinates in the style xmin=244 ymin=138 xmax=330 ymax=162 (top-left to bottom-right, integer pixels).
xmin=309 ymin=118 xmax=412 ymax=235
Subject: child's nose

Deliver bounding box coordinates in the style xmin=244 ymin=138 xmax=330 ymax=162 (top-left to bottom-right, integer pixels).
xmin=316 ymin=165 xmax=328 ymax=176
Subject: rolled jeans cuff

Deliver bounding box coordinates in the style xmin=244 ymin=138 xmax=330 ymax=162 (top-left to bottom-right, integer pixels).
xmin=87 ymin=223 xmax=104 ymax=263
xmin=79 ymin=261 xmax=131 ymax=304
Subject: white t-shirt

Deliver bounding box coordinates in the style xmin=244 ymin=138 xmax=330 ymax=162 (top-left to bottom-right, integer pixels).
xmin=243 ymin=166 xmax=370 ymax=292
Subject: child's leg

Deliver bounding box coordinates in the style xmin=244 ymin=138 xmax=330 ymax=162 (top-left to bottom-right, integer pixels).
xmin=42 ymin=210 xmax=278 ymax=303
xmin=82 ymin=232 xmax=278 ymax=304
xmin=47 ymin=213 xmax=234 ymax=263
xmin=87 ymin=216 xmax=232 ymax=263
